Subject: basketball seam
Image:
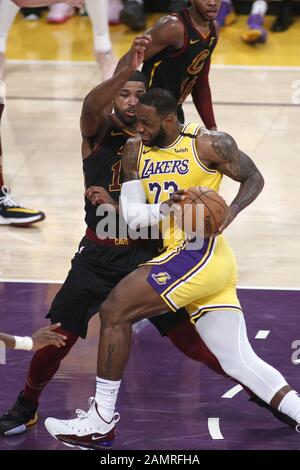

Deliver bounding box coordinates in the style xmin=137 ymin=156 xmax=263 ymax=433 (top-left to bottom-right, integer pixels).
xmin=187 ymin=187 xmax=222 ymax=234
xmin=197 ymin=188 xmax=227 ymax=222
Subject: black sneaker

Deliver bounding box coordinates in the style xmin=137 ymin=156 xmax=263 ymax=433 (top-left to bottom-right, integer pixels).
xmin=0 ymin=392 xmax=38 ymax=437
xmin=249 ymin=395 xmax=297 ymax=428
xmin=0 ymin=185 xmax=45 ymax=226
xmin=271 ymin=2 xmax=293 ymax=32
xmin=120 ymin=1 xmax=146 ymax=31
xmin=21 ymin=7 xmax=44 ymax=21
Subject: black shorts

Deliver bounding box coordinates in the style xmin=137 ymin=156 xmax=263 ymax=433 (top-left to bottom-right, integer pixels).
xmin=149 ymin=309 xmax=189 ymax=336
xmin=47 ymin=236 xmax=188 ymax=338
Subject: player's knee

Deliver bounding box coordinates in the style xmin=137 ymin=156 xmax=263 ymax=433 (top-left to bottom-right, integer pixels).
xmin=99 ymin=294 xmax=126 ymax=327
xmin=217 ymin=348 xmax=255 ymax=381
xmin=201 ymin=336 xmax=243 ymax=378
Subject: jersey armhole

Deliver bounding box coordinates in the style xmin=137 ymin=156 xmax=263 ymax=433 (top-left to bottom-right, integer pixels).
xmin=168 ymin=13 xmax=190 ymax=58
xmin=136 ymin=140 xmax=144 ymax=177
xmin=191 ymin=126 xmax=217 ymax=174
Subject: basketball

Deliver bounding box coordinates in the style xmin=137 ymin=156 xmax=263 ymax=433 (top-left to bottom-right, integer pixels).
xmin=175 ymin=186 xmax=228 ymax=238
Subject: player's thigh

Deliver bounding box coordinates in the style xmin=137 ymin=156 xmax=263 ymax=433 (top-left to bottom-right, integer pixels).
xmin=100 ymin=265 xmax=170 ymax=323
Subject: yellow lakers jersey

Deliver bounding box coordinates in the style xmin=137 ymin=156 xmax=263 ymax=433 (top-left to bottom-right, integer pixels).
xmin=138 ymin=122 xmax=223 ymax=248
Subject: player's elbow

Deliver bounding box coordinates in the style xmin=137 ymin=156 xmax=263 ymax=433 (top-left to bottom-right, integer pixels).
xmin=248 ymin=170 xmax=264 ymax=197
xmin=257 ymin=172 xmax=265 ymax=194
xmin=80 ymin=113 xmax=99 ymax=138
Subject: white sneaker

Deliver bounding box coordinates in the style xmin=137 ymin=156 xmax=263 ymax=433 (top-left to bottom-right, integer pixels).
xmin=109 ymin=0 xmax=123 ymax=25
xmin=95 ymin=50 xmax=116 ymax=81
xmin=44 ymin=397 xmax=119 ymax=450
xmin=47 ymin=3 xmax=75 ymax=24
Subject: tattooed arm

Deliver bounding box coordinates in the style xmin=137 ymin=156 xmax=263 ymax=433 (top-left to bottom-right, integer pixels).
xmin=196 ymin=129 xmax=265 ymax=230
xmin=122 ymin=137 xmax=141 ymax=181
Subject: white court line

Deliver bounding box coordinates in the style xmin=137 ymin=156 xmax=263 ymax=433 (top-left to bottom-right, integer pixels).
xmin=1 ymin=279 xmax=300 ymax=291
xmin=6 ymin=60 xmax=300 ymax=72
xmin=208 ymin=418 xmax=224 ymax=440
xmin=238 ymin=285 xmax=300 ymax=291
xmin=212 ymin=64 xmax=300 ymax=72
xmin=222 ymin=385 xmax=243 ymax=399
xmin=7 ymin=60 xmax=95 ymax=67
xmin=0 ymin=278 xmax=63 ymax=284
xmin=255 ymin=330 xmax=270 ymax=340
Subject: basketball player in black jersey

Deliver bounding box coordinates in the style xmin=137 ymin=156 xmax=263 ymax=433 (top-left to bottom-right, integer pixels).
xmin=0 ymin=35 xmax=224 ymax=438
xmin=117 ymin=0 xmax=220 ymax=128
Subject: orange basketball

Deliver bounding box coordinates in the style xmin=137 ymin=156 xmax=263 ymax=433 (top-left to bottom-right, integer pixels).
xmin=176 ymin=186 xmax=228 ymax=238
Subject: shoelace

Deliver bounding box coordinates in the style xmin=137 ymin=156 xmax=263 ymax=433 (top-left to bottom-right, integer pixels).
xmin=75 ymin=397 xmax=120 ymax=424
xmin=0 ymin=186 xmax=18 ymax=208
xmin=75 ymin=397 xmax=94 ymax=420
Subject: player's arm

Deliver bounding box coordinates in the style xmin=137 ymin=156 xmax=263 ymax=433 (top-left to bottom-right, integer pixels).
xmin=81 ymin=35 xmax=151 ymax=139
xmin=85 ymin=186 xmax=119 ymax=212
xmin=120 ymin=137 xmax=183 ymax=230
xmin=12 ymin=0 xmax=82 ymax=6
xmin=191 ymin=58 xmax=217 ymax=130
xmin=122 ymin=136 xmax=141 ymax=182
xmin=0 ymin=323 xmax=66 ymax=351
xmin=192 ymin=21 xmax=219 ymax=130
xmin=197 ymin=130 xmax=265 ymax=230
xmin=115 ymin=17 xmax=184 ymax=74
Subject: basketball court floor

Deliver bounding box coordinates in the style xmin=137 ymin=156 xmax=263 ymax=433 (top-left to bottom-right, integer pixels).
xmin=0 ymin=12 xmax=300 ymax=450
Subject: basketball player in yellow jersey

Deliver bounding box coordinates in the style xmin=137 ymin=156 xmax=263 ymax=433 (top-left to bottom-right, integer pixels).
xmin=45 ymin=88 xmax=300 ymax=449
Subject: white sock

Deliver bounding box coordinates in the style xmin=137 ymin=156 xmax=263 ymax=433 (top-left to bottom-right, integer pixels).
xmin=85 ymin=0 xmax=112 ymax=53
xmin=93 ymin=33 xmax=112 ymax=54
xmin=0 ymin=0 xmax=19 ymax=54
xmin=96 ymin=376 xmax=121 ymax=422
xmin=278 ymin=390 xmax=300 ymax=424
xmin=251 ymin=0 xmax=268 ymax=16
xmin=0 ymin=80 xmax=6 ymax=104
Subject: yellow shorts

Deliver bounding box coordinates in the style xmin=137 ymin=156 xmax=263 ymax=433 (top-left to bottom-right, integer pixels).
xmin=145 ymin=235 xmax=241 ymax=323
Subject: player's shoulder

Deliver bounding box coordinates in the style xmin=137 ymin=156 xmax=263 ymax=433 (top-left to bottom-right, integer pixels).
xmin=123 ymin=134 xmax=143 ymax=154
xmin=196 ymin=127 xmax=236 ymax=160
xmin=125 ymin=134 xmax=142 ymax=145
xmin=196 ymin=127 xmax=232 ymax=142
xmin=150 ymin=13 xmax=184 ymax=33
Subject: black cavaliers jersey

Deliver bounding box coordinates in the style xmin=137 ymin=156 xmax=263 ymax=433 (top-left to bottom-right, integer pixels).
xmin=142 ymin=8 xmax=217 ymax=105
xmin=83 ymin=125 xmax=130 ymax=234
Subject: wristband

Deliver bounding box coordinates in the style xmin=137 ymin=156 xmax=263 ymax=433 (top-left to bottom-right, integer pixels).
xmin=14 ymin=336 xmax=33 ymax=351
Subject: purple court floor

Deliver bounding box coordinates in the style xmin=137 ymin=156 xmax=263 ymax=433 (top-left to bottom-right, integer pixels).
xmin=0 ymin=281 xmax=300 ymax=450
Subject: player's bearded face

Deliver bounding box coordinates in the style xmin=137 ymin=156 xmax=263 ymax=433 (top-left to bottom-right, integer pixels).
xmin=114 ymin=106 xmax=137 ymax=126
xmin=146 ymin=125 xmax=167 ymax=148
xmin=136 ymin=104 xmax=169 ymax=147
xmin=114 ymin=82 xmax=146 ymax=127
